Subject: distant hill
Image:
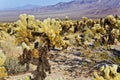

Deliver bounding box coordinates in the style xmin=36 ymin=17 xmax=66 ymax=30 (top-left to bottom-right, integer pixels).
xmin=11 ymin=4 xmax=41 ymax=10
xmin=0 ymin=0 xmax=120 ymax=22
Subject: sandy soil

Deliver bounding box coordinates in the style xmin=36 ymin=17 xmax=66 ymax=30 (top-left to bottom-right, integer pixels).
xmin=5 ymin=46 xmax=93 ymax=80
xmin=5 ymin=43 xmax=120 ymax=80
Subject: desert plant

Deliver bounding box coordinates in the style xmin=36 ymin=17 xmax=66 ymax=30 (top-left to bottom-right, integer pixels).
xmin=4 ymin=56 xmax=26 ymax=75
xmin=0 ymin=49 xmax=8 ymax=78
xmin=93 ymin=64 xmax=120 ymax=80
xmin=0 ymin=49 xmax=6 ymax=66
xmin=15 ymin=14 xmax=41 ymax=45
xmin=18 ymin=33 xmax=51 ymax=80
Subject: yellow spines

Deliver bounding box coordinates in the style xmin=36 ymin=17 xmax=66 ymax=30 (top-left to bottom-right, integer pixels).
xmin=0 ymin=31 xmax=11 ymax=41
xmin=16 ymin=14 xmax=45 ymax=45
xmin=0 ymin=50 xmax=8 ymax=78
xmin=114 ymin=74 xmax=120 ymax=80
xmin=93 ymin=71 xmax=104 ymax=80
xmin=94 ymin=33 xmax=102 ymax=40
xmin=92 ymin=24 xmax=106 ymax=34
xmin=32 ymin=48 xmax=39 ymax=59
xmin=116 ymin=20 xmax=120 ymax=28
xmin=21 ymin=42 xmax=30 ymax=50
xmin=93 ymin=64 xmax=120 ymax=80
xmin=82 ymin=16 xmax=88 ymax=22
xmin=17 ymin=14 xmax=36 ymax=30
xmin=99 ymin=27 xmax=106 ymax=34
xmin=69 ymin=25 xmax=74 ymax=33
xmin=0 ymin=67 xmax=8 ymax=78
xmin=27 ymin=15 xmax=36 ymax=29
xmin=19 ymin=14 xmax=27 ymax=27
xmin=106 ymin=15 xmax=116 ymax=25
xmin=104 ymin=65 xmax=111 ymax=79
xmin=110 ymin=64 xmax=118 ymax=75
xmin=40 ymin=18 xmax=63 ymax=48
xmin=111 ymin=29 xmax=119 ymax=38
xmin=110 ymin=29 xmax=120 ymax=44
xmin=0 ymin=50 xmax=6 ymax=66
xmin=65 ymin=16 xmax=69 ymax=21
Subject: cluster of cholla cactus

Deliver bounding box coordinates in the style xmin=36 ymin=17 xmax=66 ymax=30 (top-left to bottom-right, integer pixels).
xmin=39 ymin=18 xmax=63 ymax=48
xmin=60 ymin=16 xmax=74 ymax=34
xmin=14 ymin=14 xmax=71 ymax=49
xmin=0 ymin=13 xmax=120 ymax=79
xmin=72 ymin=15 xmax=120 ymax=46
xmin=0 ymin=23 xmax=16 ymax=34
xmin=15 ymin=14 xmax=39 ymax=45
xmin=0 ymin=14 xmax=120 ymax=48
xmin=103 ymin=15 xmax=120 ymax=44
xmin=93 ymin=64 xmax=120 ymax=80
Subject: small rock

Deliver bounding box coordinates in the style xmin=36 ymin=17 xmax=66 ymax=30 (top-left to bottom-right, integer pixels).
xmin=72 ymin=51 xmax=81 ymax=56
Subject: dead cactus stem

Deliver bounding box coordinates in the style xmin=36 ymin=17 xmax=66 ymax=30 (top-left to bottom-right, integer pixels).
xmin=34 ymin=41 xmax=51 ymax=80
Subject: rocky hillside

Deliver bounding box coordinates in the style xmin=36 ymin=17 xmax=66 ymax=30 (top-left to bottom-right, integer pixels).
xmin=0 ymin=0 xmax=120 ymax=22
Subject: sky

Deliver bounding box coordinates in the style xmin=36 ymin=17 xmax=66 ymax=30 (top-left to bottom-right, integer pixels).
xmin=0 ymin=0 xmax=72 ymax=10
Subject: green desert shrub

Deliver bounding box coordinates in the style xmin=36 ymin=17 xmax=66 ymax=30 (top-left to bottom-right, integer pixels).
xmin=3 ymin=56 xmax=26 ymax=75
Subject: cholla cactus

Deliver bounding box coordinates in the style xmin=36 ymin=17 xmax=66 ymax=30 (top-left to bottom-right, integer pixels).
xmin=92 ymin=24 xmax=106 ymax=34
xmin=111 ymin=29 xmax=119 ymax=38
xmin=68 ymin=23 xmax=74 ymax=33
xmin=82 ymin=16 xmax=88 ymax=23
xmin=93 ymin=71 xmax=104 ymax=80
xmin=87 ymin=19 xmax=95 ymax=28
xmin=0 ymin=31 xmax=12 ymax=41
xmin=109 ymin=29 xmax=120 ymax=44
xmin=19 ymin=14 xmax=27 ymax=27
xmin=15 ymin=14 xmax=41 ymax=45
xmin=106 ymin=15 xmax=116 ymax=25
xmin=27 ymin=15 xmax=37 ymax=30
xmin=65 ymin=16 xmax=69 ymax=21
xmin=116 ymin=20 xmax=120 ymax=28
xmin=40 ymin=18 xmax=64 ymax=48
xmin=60 ymin=18 xmax=74 ymax=34
xmin=21 ymin=42 xmax=30 ymax=50
xmin=0 ymin=49 xmax=6 ymax=66
xmin=0 ymin=49 xmax=8 ymax=78
xmin=93 ymin=64 xmax=120 ymax=80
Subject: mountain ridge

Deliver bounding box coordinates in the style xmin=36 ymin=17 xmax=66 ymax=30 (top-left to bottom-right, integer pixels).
xmin=0 ymin=0 xmax=120 ymax=22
